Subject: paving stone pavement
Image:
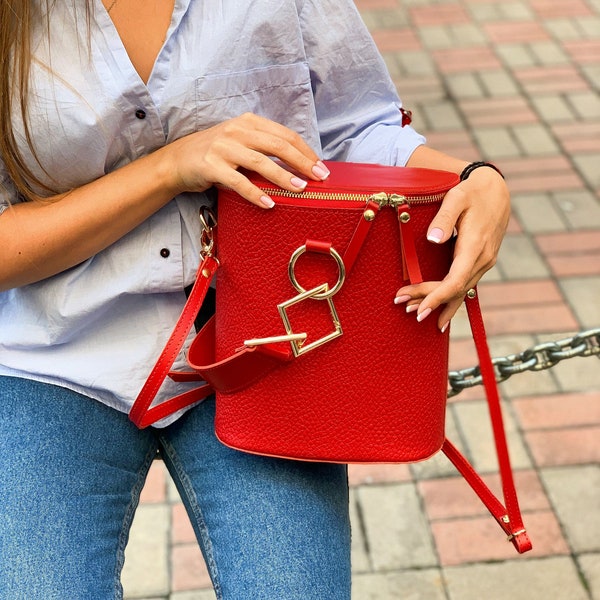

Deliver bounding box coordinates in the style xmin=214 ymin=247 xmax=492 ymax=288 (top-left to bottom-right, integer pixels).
xmin=123 ymin=1 xmax=600 ymax=598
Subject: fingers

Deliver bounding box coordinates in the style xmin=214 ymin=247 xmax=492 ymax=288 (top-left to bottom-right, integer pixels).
xmin=395 ymin=281 xmax=468 ymax=332
xmin=223 ymin=114 xmax=328 ymax=186
xmin=211 ymin=140 xmax=329 ymax=209
xmin=395 ymin=236 xmax=490 ymax=326
xmin=425 ymin=185 xmax=466 ymax=245
xmin=241 ymin=113 xmax=320 ymax=165
xmin=179 ymin=113 xmax=331 ymax=209
xmin=394 ymin=168 xmax=509 ymax=328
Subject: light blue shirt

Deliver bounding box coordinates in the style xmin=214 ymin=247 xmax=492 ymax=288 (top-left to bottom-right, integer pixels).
xmin=0 ymin=0 xmax=425 ymax=425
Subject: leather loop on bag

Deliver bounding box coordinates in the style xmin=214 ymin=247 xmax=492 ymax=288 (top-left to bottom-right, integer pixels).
xmin=397 ymin=202 xmax=424 ymax=284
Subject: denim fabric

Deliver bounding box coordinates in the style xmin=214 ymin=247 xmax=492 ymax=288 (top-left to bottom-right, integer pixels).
xmin=0 ymin=377 xmax=351 ymax=600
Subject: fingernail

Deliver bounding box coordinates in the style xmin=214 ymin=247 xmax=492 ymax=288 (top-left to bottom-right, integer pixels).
xmin=440 ymin=321 xmax=450 ymax=334
xmin=290 ymin=176 xmax=308 ymax=189
xmin=417 ymin=307 xmax=432 ymax=322
xmin=394 ymin=294 xmax=411 ymax=305
xmin=260 ymin=195 xmax=275 ymax=208
xmin=312 ymin=161 xmax=330 ymax=180
xmin=406 ymin=304 xmax=419 ymax=314
xmin=427 ymin=228 xmax=444 ymax=244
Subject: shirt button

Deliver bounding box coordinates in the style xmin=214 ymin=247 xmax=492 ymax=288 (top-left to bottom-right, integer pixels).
xmin=160 ymin=248 xmax=170 ymax=258
xmin=135 ymin=109 xmax=146 ymax=119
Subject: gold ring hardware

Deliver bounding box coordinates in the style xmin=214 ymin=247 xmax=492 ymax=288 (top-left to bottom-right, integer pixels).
xmin=467 ymin=288 xmax=477 ymax=299
xmin=288 ymin=245 xmax=346 ymax=300
xmin=199 ymin=206 xmax=217 ymax=258
xmin=277 ymin=283 xmax=343 ymax=357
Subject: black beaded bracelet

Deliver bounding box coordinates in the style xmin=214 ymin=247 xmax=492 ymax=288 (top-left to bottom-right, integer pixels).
xmin=460 ymin=161 xmax=504 ymax=181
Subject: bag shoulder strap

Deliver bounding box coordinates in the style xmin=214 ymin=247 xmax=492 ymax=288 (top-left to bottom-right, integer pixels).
xmin=397 ymin=207 xmax=530 ymax=552
xmin=442 ymin=291 xmax=531 ymax=553
xmin=128 ymin=255 xmax=219 ymax=428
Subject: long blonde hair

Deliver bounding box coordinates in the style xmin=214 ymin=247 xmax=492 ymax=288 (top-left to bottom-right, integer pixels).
xmin=0 ymin=1 xmax=90 ymax=200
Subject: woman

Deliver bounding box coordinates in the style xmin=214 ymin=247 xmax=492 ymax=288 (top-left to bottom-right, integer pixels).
xmin=0 ymin=1 xmax=509 ymax=598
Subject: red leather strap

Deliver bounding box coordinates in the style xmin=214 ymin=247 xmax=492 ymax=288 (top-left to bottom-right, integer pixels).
xmin=397 ymin=203 xmax=423 ymax=284
xmin=343 ymin=199 xmax=381 ymax=272
xmin=442 ymin=291 xmax=532 ymax=553
xmin=186 ymin=315 xmax=292 ymax=392
xmin=133 ymin=384 xmax=214 ymax=429
xmin=397 ymin=218 xmax=530 ymax=552
xmin=129 ymin=256 xmax=220 ymax=428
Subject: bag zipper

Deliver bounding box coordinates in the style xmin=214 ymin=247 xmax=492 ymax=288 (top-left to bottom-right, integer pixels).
xmin=257 ymin=188 xmax=446 ymax=207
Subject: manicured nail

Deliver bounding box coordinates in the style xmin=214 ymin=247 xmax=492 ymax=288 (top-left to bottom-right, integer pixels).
xmin=427 ymin=228 xmax=444 ymax=244
xmin=440 ymin=321 xmax=450 ymax=334
xmin=394 ymin=294 xmax=411 ymax=305
xmin=406 ymin=304 xmax=419 ymax=314
xmin=312 ymin=161 xmax=330 ymax=180
xmin=290 ymin=176 xmax=308 ymax=189
xmin=417 ymin=307 xmax=432 ymax=322
xmin=260 ymin=195 xmax=275 ymax=208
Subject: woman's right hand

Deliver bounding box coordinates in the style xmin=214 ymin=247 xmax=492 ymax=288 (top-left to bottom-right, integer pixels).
xmin=162 ymin=112 xmax=331 ymax=208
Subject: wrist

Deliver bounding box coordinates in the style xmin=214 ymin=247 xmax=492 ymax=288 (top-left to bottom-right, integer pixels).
xmin=460 ymin=161 xmax=504 ymax=181
xmin=150 ymin=145 xmax=186 ymax=196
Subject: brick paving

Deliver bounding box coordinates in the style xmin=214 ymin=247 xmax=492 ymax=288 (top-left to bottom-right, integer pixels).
xmin=123 ymin=1 xmax=600 ymax=598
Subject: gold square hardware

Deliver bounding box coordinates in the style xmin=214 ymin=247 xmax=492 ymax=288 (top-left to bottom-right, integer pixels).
xmin=277 ymin=283 xmax=343 ymax=357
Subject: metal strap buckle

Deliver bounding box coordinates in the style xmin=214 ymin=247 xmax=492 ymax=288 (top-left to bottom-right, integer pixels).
xmin=199 ymin=206 xmax=217 ymax=258
xmin=507 ymin=529 xmax=527 ymax=542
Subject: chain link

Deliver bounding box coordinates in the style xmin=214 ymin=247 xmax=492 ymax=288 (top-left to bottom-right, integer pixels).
xmin=448 ymin=328 xmax=600 ymax=398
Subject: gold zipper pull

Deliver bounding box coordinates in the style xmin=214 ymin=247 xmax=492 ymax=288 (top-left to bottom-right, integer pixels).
xmin=388 ymin=193 xmax=408 ymax=208
xmin=370 ymin=192 xmax=389 ymax=208
xmin=389 ymin=194 xmax=411 ymax=223
xmin=364 ymin=193 xmax=388 ymax=221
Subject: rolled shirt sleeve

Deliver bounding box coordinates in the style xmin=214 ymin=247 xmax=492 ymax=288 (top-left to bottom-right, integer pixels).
xmin=299 ymin=0 xmax=426 ymax=166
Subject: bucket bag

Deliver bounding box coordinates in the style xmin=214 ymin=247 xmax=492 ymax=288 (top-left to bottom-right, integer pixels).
xmin=130 ymin=161 xmax=532 ymax=554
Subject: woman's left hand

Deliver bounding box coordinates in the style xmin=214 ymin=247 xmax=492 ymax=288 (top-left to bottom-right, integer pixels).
xmin=394 ymin=165 xmax=510 ymax=331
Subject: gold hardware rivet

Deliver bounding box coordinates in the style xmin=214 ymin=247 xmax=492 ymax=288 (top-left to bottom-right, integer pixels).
xmin=502 ymin=515 xmax=510 ymax=524
xmin=363 ymin=209 xmax=376 ymax=222
xmin=399 ymin=212 xmax=410 ymax=224
xmin=467 ymin=289 xmax=477 ymax=299
xmin=202 ymin=268 xmax=211 ymax=278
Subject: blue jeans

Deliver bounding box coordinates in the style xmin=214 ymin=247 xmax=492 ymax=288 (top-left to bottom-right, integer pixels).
xmin=0 ymin=377 xmax=351 ymax=600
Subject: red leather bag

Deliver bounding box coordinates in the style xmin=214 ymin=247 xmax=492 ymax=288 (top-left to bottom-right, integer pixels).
xmin=130 ymin=162 xmax=531 ymax=554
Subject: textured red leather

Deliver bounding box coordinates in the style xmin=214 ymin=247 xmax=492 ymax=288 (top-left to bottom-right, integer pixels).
xmin=208 ymin=163 xmax=458 ymax=463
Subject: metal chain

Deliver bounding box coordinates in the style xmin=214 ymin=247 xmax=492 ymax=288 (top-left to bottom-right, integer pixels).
xmin=448 ymin=328 xmax=600 ymax=398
